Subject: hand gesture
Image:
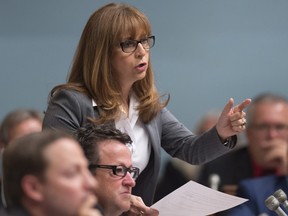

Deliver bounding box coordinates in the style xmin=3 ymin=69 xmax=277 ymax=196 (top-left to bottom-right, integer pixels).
xmin=261 ymin=139 xmax=288 ymax=175
xmin=216 ymin=98 xmax=251 ymax=140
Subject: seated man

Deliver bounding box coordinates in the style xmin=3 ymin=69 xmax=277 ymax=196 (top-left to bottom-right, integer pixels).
xmin=198 ymin=93 xmax=288 ymax=194
xmin=226 ymin=175 xmax=288 ymax=216
xmin=197 ymin=93 xmax=288 ymax=216
xmin=76 ymin=123 xmax=159 ymax=216
xmin=0 ymin=109 xmax=44 ymax=209
xmin=0 ymin=109 xmax=43 ymax=148
xmin=2 ymin=130 xmax=101 ymax=216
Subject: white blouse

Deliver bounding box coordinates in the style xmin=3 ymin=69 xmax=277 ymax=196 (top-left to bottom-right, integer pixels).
xmin=92 ymin=94 xmax=151 ymax=173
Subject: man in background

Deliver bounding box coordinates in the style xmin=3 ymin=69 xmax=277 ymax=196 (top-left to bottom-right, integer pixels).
xmin=2 ymin=130 xmax=100 ymax=216
xmin=0 ymin=109 xmax=43 ymax=208
xmin=198 ymin=92 xmax=288 ymax=197
xmin=0 ymin=109 xmax=43 ymax=148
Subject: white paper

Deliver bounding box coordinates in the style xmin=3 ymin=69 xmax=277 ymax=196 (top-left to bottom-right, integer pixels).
xmin=151 ymin=181 xmax=248 ymax=216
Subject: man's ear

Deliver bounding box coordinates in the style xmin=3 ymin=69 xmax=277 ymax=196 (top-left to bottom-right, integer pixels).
xmin=21 ymin=175 xmax=44 ymax=202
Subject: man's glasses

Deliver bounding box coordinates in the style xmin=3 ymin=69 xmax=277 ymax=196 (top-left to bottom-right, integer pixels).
xmin=251 ymin=123 xmax=288 ymax=133
xmin=89 ymin=164 xmax=140 ymax=180
xmin=119 ymin=36 xmax=155 ymax=53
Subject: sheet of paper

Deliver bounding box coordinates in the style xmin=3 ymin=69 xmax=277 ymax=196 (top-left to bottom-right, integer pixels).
xmin=151 ymin=181 xmax=248 ymax=216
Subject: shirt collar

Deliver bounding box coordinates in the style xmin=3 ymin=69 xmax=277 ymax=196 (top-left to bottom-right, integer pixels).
xmin=252 ymin=159 xmax=279 ymax=177
xmin=91 ymin=92 xmax=139 ymax=112
xmin=92 ymin=99 xmax=97 ymax=107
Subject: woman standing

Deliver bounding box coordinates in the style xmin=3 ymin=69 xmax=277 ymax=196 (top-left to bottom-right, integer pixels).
xmin=43 ymin=2 xmax=250 ymax=208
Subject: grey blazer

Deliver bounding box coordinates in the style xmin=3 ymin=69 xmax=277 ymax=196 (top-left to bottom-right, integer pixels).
xmin=43 ymin=89 xmax=235 ymax=205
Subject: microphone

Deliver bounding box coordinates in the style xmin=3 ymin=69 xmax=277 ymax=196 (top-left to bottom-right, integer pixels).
xmin=265 ymin=195 xmax=287 ymax=216
xmin=209 ymin=173 xmax=220 ymax=190
xmin=274 ymin=189 xmax=288 ymax=211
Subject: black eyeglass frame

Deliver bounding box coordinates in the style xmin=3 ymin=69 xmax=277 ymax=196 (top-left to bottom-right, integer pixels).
xmin=119 ymin=35 xmax=155 ymax=53
xmin=250 ymin=123 xmax=288 ymax=132
xmin=89 ymin=164 xmax=140 ymax=180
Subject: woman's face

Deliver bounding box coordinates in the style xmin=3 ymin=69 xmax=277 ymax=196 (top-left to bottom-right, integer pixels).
xmin=111 ymin=35 xmax=151 ymax=90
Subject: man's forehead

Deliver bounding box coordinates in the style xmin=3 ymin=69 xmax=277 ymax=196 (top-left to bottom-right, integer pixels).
xmin=98 ymin=139 xmax=128 ymax=152
xmin=44 ymin=138 xmax=86 ymax=165
xmin=98 ymin=140 xmax=132 ymax=163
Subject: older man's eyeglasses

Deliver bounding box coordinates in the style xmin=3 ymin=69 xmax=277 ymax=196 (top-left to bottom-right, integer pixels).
xmin=251 ymin=123 xmax=288 ymax=133
xmin=119 ymin=36 xmax=155 ymax=53
xmin=89 ymin=164 xmax=140 ymax=180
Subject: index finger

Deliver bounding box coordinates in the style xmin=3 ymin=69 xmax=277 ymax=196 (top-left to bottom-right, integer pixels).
xmin=233 ymin=98 xmax=251 ymax=112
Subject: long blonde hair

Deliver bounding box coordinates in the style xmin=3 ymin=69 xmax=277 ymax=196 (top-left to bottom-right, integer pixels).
xmin=50 ymin=3 xmax=168 ymax=124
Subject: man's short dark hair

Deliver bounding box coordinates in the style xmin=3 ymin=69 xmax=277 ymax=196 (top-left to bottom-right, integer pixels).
xmin=3 ymin=130 xmax=73 ymax=208
xmin=75 ymin=122 xmax=132 ymax=165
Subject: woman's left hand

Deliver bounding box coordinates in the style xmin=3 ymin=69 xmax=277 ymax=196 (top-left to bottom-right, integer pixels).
xmin=216 ymin=98 xmax=251 ymax=140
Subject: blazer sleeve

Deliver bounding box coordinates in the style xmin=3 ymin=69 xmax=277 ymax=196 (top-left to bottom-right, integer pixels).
xmin=42 ymin=89 xmax=94 ymax=134
xmin=159 ymin=108 xmax=236 ymax=164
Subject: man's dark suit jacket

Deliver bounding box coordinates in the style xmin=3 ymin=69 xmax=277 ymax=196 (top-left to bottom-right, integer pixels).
xmin=0 ymin=207 xmax=29 ymax=216
xmin=197 ymin=146 xmax=253 ymax=191
xmin=227 ymin=175 xmax=288 ymax=216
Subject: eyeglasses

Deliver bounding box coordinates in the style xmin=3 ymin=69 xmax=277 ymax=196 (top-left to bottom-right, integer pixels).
xmin=89 ymin=164 xmax=140 ymax=180
xmin=251 ymin=123 xmax=288 ymax=133
xmin=119 ymin=36 xmax=155 ymax=53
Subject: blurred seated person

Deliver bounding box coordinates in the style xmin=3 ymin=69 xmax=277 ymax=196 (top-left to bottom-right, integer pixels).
xmin=76 ymin=122 xmax=159 ymax=216
xmin=2 ymin=130 xmax=101 ymax=216
xmin=226 ymin=175 xmax=288 ymax=216
xmin=0 ymin=109 xmax=43 ymax=208
xmin=197 ymin=92 xmax=288 ymax=195
xmin=0 ymin=124 xmax=2 ymax=153
xmin=0 ymin=109 xmax=43 ymax=148
xmin=154 ymin=110 xmax=219 ymax=202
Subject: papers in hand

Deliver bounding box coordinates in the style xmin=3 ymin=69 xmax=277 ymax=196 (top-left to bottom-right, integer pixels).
xmin=151 ymin=181 xmax=248 ymax=216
